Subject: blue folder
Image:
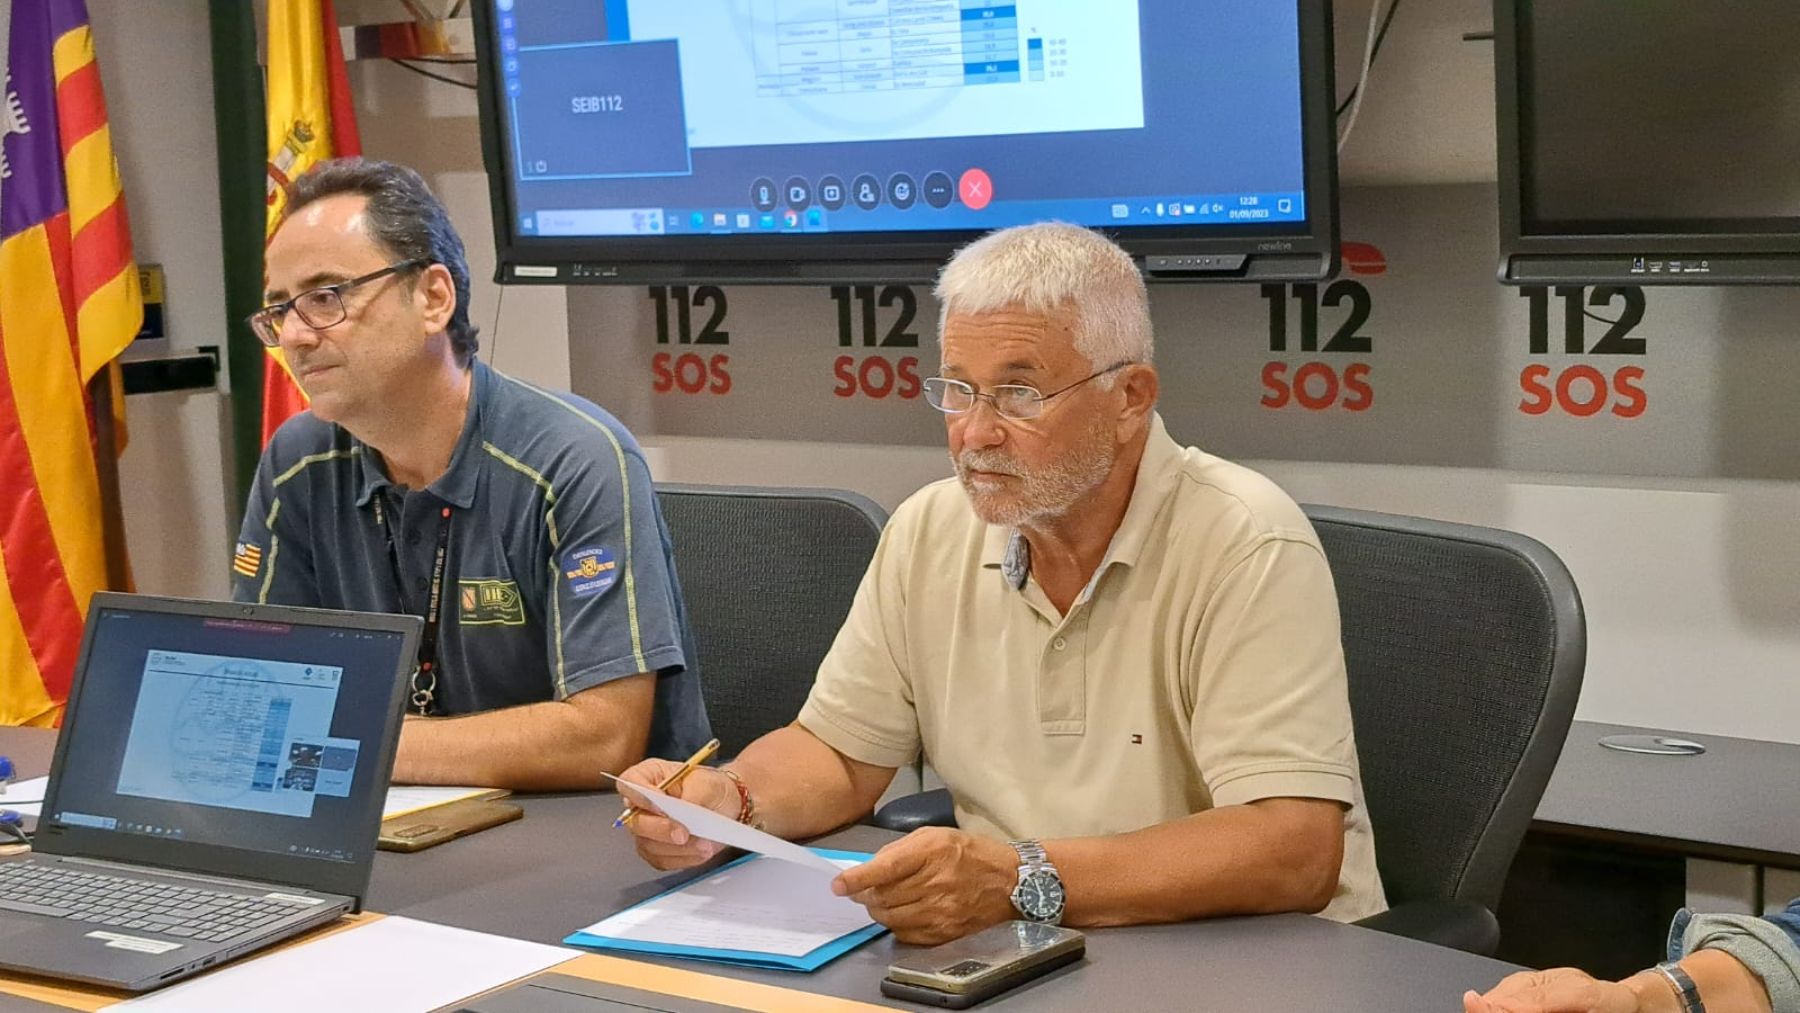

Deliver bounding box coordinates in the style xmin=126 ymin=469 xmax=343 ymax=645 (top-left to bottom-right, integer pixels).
xmin=564 ymin=848 xmax=888 ymax=972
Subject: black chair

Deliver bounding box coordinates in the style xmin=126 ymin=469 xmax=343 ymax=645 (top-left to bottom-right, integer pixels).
xmin=655 ymin=483 xmax=887 ymax=759
xmin=875 ymin=505 xmax=1585 ymax=956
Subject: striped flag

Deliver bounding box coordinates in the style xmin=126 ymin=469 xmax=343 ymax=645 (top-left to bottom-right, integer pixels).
xmin=0 ymin=0 xmax=141 ymax=726
xmin=260 ymin=0 xmax=360 ymax=444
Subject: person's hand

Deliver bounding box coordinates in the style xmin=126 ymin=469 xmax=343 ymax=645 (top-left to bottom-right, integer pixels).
xmin=615 ymin=759 xmax=741 ymax=871
xmin=831 ymin=827 xmax=1018 ymax=945
xmin=1464 ymin=967 xmax=1673 ymax=1013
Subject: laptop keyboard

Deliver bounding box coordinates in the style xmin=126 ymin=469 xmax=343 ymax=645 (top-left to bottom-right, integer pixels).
xmin=0 ymin=862 xmax=311 ymax=942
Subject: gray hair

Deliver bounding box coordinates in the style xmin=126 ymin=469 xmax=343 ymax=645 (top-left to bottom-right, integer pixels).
xmin=933 ymin=222 xmax=1153 ymax=381
xmin=283 ymin=158 xmax=479 ymax=367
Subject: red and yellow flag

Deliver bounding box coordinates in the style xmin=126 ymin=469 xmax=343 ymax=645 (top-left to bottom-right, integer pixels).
xmin=261 ymin=0 xmax=360 ymax=443
xmin=0 ymin=0 xmax=142 ymax=726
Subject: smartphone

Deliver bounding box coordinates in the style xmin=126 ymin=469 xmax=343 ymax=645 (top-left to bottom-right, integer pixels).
xmin=378 ymin=798 xmax=522 ymax=852
xmin=880 ymin=921 xmax=1085 ymax=1008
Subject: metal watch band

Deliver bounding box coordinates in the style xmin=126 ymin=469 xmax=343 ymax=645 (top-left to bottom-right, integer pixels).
xmin=1654 ymin=961 xmax=1707 ymax=1013
xmin=1011 ymin=839 xmax=1049 ymax=866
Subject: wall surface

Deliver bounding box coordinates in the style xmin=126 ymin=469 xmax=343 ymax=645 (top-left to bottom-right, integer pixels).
xmin=89 ymin=1 xmax=1799 ymax=744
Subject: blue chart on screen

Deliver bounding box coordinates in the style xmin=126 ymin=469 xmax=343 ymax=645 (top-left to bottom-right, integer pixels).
xmin=493 ymin=1 xmax=1310 ymax=238
xmin=115 ymin=651 xmax=361 ymax=820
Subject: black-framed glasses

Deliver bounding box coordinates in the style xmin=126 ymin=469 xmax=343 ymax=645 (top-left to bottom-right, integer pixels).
xmin=922 ymin=362 xmax=1133 ymax=421
xmin=248 ymin=259 xmax=428 ymax=347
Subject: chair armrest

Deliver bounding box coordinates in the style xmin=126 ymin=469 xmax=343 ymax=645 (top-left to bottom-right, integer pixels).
xmin=871 ymin=788 xmax=955 ymax=832
xmin=1355 ymin=899 xmax=1501 ymax=956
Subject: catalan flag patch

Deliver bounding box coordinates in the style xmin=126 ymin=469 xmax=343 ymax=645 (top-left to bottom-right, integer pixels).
xmin=232 ymin=541 xmax=263 ymax=579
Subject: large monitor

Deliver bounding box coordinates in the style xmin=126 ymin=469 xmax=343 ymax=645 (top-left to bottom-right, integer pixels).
xmin=474 ymin=1 xmax=1339 ymax=285
xmin=1495 ymin=0 xmax=1800 ymax=285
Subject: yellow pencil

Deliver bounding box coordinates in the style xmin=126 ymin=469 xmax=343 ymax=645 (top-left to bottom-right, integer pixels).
xmin=615 ymin=737 xmax=720 ymax=828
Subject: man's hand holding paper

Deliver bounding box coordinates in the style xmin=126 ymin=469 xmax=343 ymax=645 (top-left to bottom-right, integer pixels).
xmin=832 ymin=826 xmax=1019 ymax=945
xmin=615 ymin=760 xmax=741 ymax=869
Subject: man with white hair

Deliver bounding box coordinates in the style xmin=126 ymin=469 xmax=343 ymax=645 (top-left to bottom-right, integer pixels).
xmin=619 ymin=222 xmax=1387 ymax=943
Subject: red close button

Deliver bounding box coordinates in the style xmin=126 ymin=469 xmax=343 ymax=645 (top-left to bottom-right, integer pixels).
xmin=958 ymin=168 xmax=993 ymax=211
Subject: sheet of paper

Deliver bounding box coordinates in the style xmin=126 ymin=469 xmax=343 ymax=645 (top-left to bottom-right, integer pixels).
xmin=1 ymin=776 xmax=46 ymax=818
xmin=606 ymin=774 xmax=844 ymax=876
xmin=105 ymin=916 xmax=572 ymax=1012
xmin=0 ymin=776 xmax=47 ymax=805
xmin=381 ymin=785 xmax=493 ymax=820
xmin=577 ymin=854 xmax=874 ymax=958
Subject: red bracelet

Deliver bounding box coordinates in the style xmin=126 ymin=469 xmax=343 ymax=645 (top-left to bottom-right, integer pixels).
xmin=720 ymin=768 xmax=758 ymax=828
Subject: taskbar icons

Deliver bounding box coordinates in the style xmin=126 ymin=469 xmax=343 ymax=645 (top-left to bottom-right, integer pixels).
xmin=750 ymin=168 xmax=995 ymax=217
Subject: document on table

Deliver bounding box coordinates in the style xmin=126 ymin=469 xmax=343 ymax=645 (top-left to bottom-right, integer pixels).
xmin=0 ymin=776 xmax=47 ymax=817
xmin=106 ymin=916 xmax=573 ymax=1012
xmin=565 ymin=849 xmax=886 ymax=971
xmin=381 ymin=785 xmax=496 ymax=820
xmin=605 ymin=773 xmax=843 ymax=876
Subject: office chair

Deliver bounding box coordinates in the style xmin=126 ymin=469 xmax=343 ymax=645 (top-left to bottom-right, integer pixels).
xmin=875 ymin=504 xmax=1585 ymax=956
xmin=654 ymin=483 xmax=887 ymax=760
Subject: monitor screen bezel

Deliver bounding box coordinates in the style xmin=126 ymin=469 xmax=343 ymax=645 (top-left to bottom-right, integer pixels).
xmin=1494 ymin=0 xmax=1800 ymax=281
xmin=473 ymin=0 xmax=1341 ymax=285
xmin=34 ymin=594 xmax=421 ymax=906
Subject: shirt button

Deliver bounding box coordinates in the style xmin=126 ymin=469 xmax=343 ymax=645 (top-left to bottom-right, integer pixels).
xmin=1052 ymin=637 xmax=1067 ymax=651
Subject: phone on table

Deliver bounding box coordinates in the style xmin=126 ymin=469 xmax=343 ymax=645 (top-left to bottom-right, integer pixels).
xmin=378 ymin=797 xmax=522 ymax=852
xmin=880 ymin=921 xmax=1085 ymax=1008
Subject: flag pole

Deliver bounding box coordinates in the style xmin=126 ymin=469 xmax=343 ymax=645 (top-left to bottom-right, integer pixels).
xmin=87 ymin=370 xmax=131 ymax=592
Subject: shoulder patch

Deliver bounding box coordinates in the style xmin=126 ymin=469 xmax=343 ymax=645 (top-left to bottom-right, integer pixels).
xmin=561 ymin=546 xmax=619 ymax=599
xmin=232 ymin=541 xmax=263 ymax=579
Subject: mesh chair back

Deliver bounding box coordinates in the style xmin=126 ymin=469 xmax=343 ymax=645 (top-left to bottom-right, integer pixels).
xmin=656 ymin=484 xmax=887 ymax=759
xmin=1304 ymin=505 xmax=1585 ymax=911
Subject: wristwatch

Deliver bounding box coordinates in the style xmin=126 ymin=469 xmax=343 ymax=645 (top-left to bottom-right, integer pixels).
xmin=1007 ymin=839 xmax=1066 ymax=924
xmin=1653 ymin=961 xmax=1706 ymax=1013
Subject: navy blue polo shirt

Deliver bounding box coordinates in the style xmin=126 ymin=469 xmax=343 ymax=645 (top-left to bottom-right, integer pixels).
xmin=230 ymin=361 xmax=711 ymax=760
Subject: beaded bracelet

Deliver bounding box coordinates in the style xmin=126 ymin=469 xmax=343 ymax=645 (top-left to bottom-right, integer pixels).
xmin=719 ymin=768 xmax=760 ymax=830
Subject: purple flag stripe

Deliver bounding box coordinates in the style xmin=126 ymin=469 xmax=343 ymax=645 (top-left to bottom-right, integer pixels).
xmin=47 ymin=0 xmax=95 ymax=44
xmin=2 ymin=0 xmax=72 ymax=240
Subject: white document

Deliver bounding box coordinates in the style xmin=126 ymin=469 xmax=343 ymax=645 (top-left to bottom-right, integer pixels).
xmin=606 ymin=773 xmax=844 ymax=876
xmin=2 ymin=776 xmax=47 ymax=817
xmin=105 ymin=916 xmax=572 ymax=1013
xmin=381 ymin=785 xmax=494 ymax=820
xmin=577 ymin=854 xmax=873 ymax=958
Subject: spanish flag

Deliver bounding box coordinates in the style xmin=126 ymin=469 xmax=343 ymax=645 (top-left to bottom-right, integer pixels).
xmin=0 ymin=0 xmax=142 ymax=726
xmin=260 ymin=0 xmax=360 ymax=444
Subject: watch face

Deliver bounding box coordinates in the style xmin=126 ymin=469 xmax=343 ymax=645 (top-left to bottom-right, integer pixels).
xmin=1016 ymin=869 xmax=1065 ymax=920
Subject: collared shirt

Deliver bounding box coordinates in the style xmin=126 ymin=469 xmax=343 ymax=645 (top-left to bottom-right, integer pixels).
xmin=797 ymin=414 xmax=1386 ymax=921
xmin=230 ymin=361 xmax=711 ymax=760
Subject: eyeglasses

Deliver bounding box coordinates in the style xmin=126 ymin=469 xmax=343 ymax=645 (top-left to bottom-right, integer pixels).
xmin=922 ymin=363 xmax=1132 ymax=421
xmin=248 ymin=259 xmax=427 ymax=347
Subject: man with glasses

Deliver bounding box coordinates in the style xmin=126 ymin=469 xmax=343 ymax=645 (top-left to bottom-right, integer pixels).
xmin=232 ymin=158 xmax=710 ymax=790
xmin=618 ymin=223 xmax=1385 ymax=943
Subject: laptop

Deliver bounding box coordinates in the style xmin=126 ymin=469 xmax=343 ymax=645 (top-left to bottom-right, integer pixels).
xmin=0 ymin=592 xmax=421 ymax=992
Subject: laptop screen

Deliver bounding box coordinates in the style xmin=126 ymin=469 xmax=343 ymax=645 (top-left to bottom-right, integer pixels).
xmin=47 ymin=604 xmax=410 ymax=866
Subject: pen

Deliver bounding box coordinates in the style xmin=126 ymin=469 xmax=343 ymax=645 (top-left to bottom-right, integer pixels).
xmin=615 ymin=738 xmax=720 ymax=829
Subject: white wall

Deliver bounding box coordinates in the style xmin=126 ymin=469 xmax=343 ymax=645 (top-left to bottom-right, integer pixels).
xmin=91 ymin=0 xmax=235 ymax=601
xmin=100 ymin=1 xmax=1799 ymax=744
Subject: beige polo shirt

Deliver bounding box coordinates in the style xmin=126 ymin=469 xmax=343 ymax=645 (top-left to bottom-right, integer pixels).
xmin=797 ymin=415 xmax=1386 ymax=922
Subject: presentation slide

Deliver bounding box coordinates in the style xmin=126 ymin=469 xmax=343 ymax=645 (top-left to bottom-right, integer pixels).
xmin=115 ymin=650 xmax=361 ymax=820
xmin=492 ymin=1 xmax=1310 ymax=237
xmin=633 ymin=0 xmax=1143 ymax=149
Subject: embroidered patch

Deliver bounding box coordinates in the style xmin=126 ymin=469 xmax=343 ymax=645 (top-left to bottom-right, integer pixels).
xmin=232 ymin=541 xmax=263 ymax=579
xmin=458 ymin=579 xmax=526 ymax=625
xmin=561 ymin=546 xmax=619 ymax=599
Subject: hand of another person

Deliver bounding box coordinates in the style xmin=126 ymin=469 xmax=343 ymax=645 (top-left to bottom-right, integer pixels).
xmin=832 ymin=827 xmax=1019 ymax=945
xmin=616 ymin=759 xmax=742 ymax=871
xmin=1464 ymin=967 xmax=1669 ymax=1013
